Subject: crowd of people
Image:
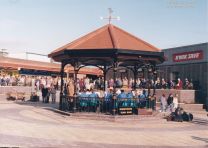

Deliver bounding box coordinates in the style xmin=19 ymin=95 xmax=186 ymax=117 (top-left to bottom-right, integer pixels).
xmin=0 ymin=74 xmax=194 ymax=109
xmin=64 ymin=76 xmax=194 ymax=96
xmin=1 ymin=73 xmax=195 ymax=120
xmin=0 ymin=74 xmax=60 ymax=103
xmin=160 ymin=93 xmax=193 ymax=122
xmin=66 ymin=87 xmax=157 ymax=113
xmin=62 ymin=76 xmax=187 ymax=114
xmin=0 ymin=74 xmax=194 ymax=90
xmin=66 ymin=86 xmax=181 ymax=114
xmin=0 ymin=74 xmax=61 ymax=89
xmin=159 ymin=93 xmax=179 ymax=113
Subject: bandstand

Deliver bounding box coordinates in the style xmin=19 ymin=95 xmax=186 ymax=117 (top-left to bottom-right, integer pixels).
xmin=48 ymin=24 xmax=164 ymax=115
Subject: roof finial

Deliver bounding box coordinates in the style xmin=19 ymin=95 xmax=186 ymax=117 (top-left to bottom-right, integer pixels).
xmin=100 ymin=8 xmax=120 ymax=24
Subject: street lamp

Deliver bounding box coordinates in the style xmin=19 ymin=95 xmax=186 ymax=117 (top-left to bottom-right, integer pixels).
xmin=0 ymin=49 xmax=8 ymax=57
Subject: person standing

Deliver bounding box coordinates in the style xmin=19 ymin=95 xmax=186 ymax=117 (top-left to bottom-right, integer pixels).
xmin=108 ymin=78 xmax=114 ymax=88
xmin=173 ymin=93 xmax=179 ymax=109
xmin=31 ymin=76 xmax=36 ymax=92
xmin=184 ymin=78 xmax=190 ymax=89
xmin=68 ymin=78 xmax=74 ymax=97
xmin=46 ymin=86 xmax=50 ymax=103
xmin=41 ymin=86 xmax=48 ymax=103
xmin=167 ymin=93 xmax=174 ymax=112
xmin=161 ymin=78 xmax=167 ymax=89
xmin=79 ymin=78 xmax=85 ymax=91
xmin=50 ymin=85 xmax=56 ymax=103
xmin=169 ymin=80 xmax=175 ymax=89
xmin=122 ymin=77 xmax=128 ymax=89
xmin=84 ymin=77 xmax=90 ymax=90
xmin=188 ymin=79 xmax=194 ymax=89
xmin=176 ymin=78 xmax=183 ymax=89
xmin=160 ymin=94 xmax=167 ymax=112
xmin=150 ymin=94 xmax=156 ymax=111
xmin=138 ymin=89 xmax=147 ymax=108
xmin=104 ymin=88 xmax=113 ymax=113
xmin=155 ymin=78 xmax=161 ymax=89
xmin=117 ymin=89 xmax=127 ymax=108
xmin=35 ymin=77 xmax=40 ymax=91
xmin=117 ymin=89 xmax=127 ymax=99
xmin=89 ymin=89 xmax=99 ymax=112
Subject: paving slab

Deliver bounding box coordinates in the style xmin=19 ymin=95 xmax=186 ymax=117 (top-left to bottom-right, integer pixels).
xmin=0 ymin=101 xmax=207 ymax=147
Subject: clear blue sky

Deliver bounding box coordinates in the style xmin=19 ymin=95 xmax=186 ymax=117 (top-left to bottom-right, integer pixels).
xmin=0 ymin=0 xmax=207 ymax=60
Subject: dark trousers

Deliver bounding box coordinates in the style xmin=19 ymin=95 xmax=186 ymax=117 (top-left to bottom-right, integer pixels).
xmin=46 ymin=96 xmax=49 ymax=103
xmin=138 ymin=100 xmax=146 ymax=108
xmin=42 ymin=96 xmax=47 ymax=103
xmin=150 ymin=100 xmax=156 ymax=110
xmin=104 ymin=101 xmax=111 ymax=113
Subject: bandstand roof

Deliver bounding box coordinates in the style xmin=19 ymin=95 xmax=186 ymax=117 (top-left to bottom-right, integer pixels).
xmin=49 ymin=24 xmax=164 ymax=66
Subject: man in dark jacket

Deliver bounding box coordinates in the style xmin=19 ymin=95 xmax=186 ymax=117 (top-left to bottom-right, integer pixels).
xmin=41 ymin=86 xmax=48 ymax=103
xmin=167 ymin=93 xmax=174 ymax=112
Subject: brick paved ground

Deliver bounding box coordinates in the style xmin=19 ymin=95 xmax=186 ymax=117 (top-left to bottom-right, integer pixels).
xmin=0 ymin=101 xmax=207 ymax=148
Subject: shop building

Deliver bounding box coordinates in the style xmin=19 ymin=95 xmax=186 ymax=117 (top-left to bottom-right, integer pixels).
xmin=0 ymin=56 xmax=102 ymax=77
xmin=157 ymin=43 xmax=208 ymax=106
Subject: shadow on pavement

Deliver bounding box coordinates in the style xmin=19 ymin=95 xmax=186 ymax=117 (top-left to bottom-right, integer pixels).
xmin=191 ymin=117 xmax=208 ymax=126
xmin=14 ymin=100 xmax=59 ymax=110
xmin=191 ymin=136 xmax=208 ymax=143
xmin=14 ymin=100 xmax=72 ymax=116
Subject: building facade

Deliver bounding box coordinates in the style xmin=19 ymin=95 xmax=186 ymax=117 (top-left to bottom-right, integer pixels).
xmin=157 ymin=43 xmax=208 ymax=106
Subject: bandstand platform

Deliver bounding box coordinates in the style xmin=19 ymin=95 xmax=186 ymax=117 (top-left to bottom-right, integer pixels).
xmin=68 ymin=112 xmax=159 ymax=122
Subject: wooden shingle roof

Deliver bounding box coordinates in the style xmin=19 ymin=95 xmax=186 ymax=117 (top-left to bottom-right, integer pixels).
xmin=49 ymin=24 xmax=160 ymax=57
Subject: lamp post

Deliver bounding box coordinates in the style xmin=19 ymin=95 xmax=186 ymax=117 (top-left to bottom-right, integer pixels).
xmin=153 ymin=68 xmax=157 ymax=95
xmin=112 ymin=59 xmax=118 ymax=115
xmin=0 ymin=49 xmax=8 ymax=57
xmin=147 ymin=66 xmax=152 ymax=109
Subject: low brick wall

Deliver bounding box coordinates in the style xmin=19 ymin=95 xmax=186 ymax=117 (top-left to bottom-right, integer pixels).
xmin=0 ymin=86 xmax=195 ymax=104
xmin=0 ymin=86 xmax=32 ymax=94
xmin=0 ymin=86 xmax=32 ymax=101
xmin=151 ymin=89 xmax=195 ymax=104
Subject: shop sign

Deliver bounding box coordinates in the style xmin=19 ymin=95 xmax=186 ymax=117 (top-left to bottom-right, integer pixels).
xmin=118 ymin=107 xmax=133 ymax=115
xmin=173 ymin=50 xmax=203 ymax=62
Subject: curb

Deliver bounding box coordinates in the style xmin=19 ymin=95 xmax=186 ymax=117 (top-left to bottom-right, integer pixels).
xmin=43 ymin=107 xmax=71 ymax=116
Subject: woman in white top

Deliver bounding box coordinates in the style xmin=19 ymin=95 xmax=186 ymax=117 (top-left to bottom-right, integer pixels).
xmin=173 ymin=93 xmax=179 ymax=109
xmin=160 ymin=94 xmax=167 ymax=112
xmin=84 ymin=77 xmax=90 ymax=90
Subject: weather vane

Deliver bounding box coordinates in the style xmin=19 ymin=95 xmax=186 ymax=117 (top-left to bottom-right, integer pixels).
xmin=100 ymin=8 xmax=120 ymax=24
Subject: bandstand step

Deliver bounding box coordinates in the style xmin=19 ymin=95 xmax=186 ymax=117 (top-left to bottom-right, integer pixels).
xmin=179 ymin=103 xmax=206 ymax=111
xmin=69 ymin=112 xmax=158 ymax=122
xmin=156 ymin=102 xmax=206 ymax=111
xmin=137 ymin=108 xmax=153 ymax=115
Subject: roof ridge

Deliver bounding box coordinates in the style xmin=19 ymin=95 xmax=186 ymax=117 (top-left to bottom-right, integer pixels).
xmin=69 ymin=25 xmax=109 ymax=49
xmin=113 ymin=25 xmax=160 ymax=51
xmin=51 ymin=25 xmax=109 ymax=54
xmin=108 ymin=24 xmax=119 ymax=49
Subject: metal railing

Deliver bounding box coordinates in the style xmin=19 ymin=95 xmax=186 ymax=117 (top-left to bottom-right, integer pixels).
xmin=62 ymin=95 xmax=155 ymax=114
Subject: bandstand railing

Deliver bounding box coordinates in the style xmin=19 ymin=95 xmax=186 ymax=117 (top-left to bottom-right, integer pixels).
xmin=62 ymin=95 xmax=154 ymax=115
